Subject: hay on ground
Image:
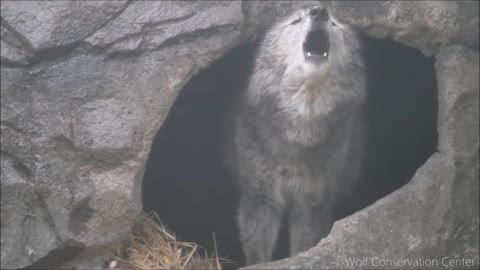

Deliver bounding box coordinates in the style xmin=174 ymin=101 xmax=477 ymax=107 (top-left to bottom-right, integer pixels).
xmin=107 ymin=212 xmax=226 ymax=270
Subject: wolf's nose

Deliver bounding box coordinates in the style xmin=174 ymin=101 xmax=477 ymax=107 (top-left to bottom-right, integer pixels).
xmin=309 ymin=6 xmax=328 ymax=21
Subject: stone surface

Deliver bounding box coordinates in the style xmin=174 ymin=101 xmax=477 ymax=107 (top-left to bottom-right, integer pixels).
xmin=0 ymin=1 xmax=129 ymax=50
xmin=1 ymin=0 xmax=478 ymax=269
xmin=326 ymin=1 xmax=479 ymax=56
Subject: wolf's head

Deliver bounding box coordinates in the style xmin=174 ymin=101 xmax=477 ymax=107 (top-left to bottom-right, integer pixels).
xmin=246 ymin=5 xmax=366 ymax=145
xmin=257 ymin=5 xmax=363 ymax=78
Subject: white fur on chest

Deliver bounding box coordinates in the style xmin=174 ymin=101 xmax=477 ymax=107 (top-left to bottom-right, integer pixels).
xmin=278 ymin=70 xmax=338 ymax=145
xmin=281 ymin=67 xmax=335 ymax=116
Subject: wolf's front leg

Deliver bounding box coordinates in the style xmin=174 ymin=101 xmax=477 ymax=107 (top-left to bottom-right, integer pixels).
xmin=289 ymin=204 xmax=333 ymax=256
xmin=237 ymin=195 xmax=282 ymax=266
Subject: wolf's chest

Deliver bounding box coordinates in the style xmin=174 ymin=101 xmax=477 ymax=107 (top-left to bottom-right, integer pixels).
xmin=271 ymin=163 xmax=328 ymax=206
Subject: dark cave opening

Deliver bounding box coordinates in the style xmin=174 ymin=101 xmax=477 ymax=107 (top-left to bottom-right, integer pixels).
xmin=141 ymin=44 xmax=253 ymax=269
xmin=141 ymin=36 xmax=438 ymax=268
xmin=335 ymin=36 xmax=438 ymax=220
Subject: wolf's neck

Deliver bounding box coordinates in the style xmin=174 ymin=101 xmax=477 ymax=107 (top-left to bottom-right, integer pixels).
xmin=273 ymin=78 xmax=360 ymax=146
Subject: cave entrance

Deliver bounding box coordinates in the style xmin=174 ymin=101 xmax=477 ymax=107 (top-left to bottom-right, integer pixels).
xmin=141 ymin=36 xmax=438 ymax=268
xmin=335 ymin=35 xmax=438 ymax=219
xmin=141 ymin=44 xmax=254 ymax=269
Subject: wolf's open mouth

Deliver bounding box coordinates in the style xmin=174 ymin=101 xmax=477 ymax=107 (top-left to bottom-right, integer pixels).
xmin=303 ymin=29 xmax=330 ymax=61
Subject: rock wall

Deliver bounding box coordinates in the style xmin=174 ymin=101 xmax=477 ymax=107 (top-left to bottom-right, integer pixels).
xmin=1 ymin=1 xmax=478 ymax=269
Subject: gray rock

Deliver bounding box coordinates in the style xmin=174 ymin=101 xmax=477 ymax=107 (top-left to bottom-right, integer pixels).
xmin=1 ymin=25 xmax=34 ymax=65
xmin=1 ymin=0 xmax=478 ymax=269
xmin=325 ymin=1 xmax=479 ymax=56
xmin=0 ymin=50 xmax=199 ymax=268
xmin=85 ymin=1 xmax=244 ymax=54
xmin=1 ymin=1 xmax=129 ymax=51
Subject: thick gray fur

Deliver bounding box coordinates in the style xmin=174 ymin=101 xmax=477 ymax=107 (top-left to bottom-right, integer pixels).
xmin=228 ymin=4 xmax=367 ymax=266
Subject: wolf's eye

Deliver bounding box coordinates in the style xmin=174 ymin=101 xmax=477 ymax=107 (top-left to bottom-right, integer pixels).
xmin=290 ymin=18 xmax=301 ymax=25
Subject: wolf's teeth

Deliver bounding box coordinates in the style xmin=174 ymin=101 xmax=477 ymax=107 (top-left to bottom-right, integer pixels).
xmin=307 ymin=52 xmax=312 ymax=56
xmin=323 ymin=52 xmax=327 ymax=57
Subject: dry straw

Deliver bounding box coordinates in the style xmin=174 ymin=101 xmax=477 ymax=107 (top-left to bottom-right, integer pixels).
xmin=108 ymin=212 xmax=227 ymax=270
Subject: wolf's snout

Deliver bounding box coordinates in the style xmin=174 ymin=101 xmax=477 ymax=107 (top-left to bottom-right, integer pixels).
xmin=309 ymin=6 xmax=328 ymax=21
